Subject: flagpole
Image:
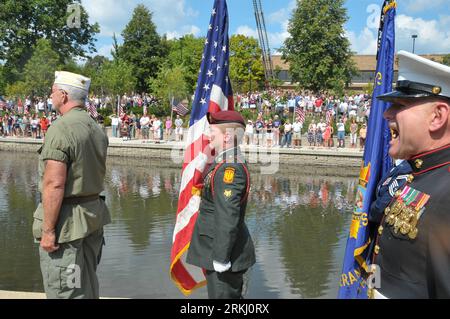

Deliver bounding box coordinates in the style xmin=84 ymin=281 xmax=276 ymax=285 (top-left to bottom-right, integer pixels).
xmin=293 ymin=99 xmax=296 ymax=123
xmin=170 ymin=95 xmax=174 ymax=123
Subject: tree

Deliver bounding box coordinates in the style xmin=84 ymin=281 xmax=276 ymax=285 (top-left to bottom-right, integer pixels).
xmin=281 ymin=0 xmax=357 ymax=95
xmin=148 ymin=63 xmax=190 ymax=114
xmin=97 ymin=59 xmax=136 ymax=108
xmin=0 ymin=65 xmax=6 ymax=94
xmin=23 ymin=39 xmax=61 ymax=98
xmin=0 ymin=0 xmax=99 ymax=84
xmin=164 ymin=35 xmax=205 ymax=93
xmin=443 ymin=54 xmax=450 ymax=67
xmin=229 ymin=35 xmax=265 ymax=93
xmin=83 ymin=55 xmax=109 ymax=95
xmin=84 ymin=56 xmax=109 ymax=74
xmin=117 ymin=5 xmax=168 ymax=93
xmin=5 ymin=81 xmax=28 ymax=99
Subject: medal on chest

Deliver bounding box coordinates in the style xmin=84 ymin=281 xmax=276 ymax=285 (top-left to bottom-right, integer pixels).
xmin=384 ymin=185 xmax=430 ymax=239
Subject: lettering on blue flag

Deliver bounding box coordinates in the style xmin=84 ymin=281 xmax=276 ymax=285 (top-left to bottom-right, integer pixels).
xmin=338 ymin=0 xmax=396 ymax=299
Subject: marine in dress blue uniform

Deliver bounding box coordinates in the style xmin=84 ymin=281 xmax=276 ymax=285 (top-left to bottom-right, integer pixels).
xmin=368 ymin=51 xmax=450 ymax=299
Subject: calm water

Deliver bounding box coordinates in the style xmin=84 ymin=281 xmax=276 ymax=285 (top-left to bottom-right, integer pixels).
xmin=0 ymin=152 xmax=358 ymax=299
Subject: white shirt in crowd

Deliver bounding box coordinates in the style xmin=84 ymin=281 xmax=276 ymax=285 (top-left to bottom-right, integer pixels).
xmin=337 ymin=122 xmax=345 ymax=132
xmin=38 ymin=101 xmax=45 ymax=111
xmin=111 ymin=116 xmax=119 ymax=126
xmin=153 ymin=119 xmax=161 ymax=131
xmin=293 ymin=121 xmax=302 ymax=133
xmin=175 ymin=118 xmax=183 ymax=128
xmin=245 ymin=123 xmax=254 ymax=134
xmin=140 ymin=116 xmax=150 ymax=127
xmin=284 ymin=123 xmax=293 ymax=132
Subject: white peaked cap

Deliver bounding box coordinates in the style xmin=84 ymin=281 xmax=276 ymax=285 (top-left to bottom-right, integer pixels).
xmin=377 ymin=50 xmax=450 ymax=102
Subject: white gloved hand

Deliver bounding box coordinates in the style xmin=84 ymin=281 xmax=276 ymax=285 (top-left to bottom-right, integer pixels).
xmin=213 ymin=260 xmax=232 ymax=273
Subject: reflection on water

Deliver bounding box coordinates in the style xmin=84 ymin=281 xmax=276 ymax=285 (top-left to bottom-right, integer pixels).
xmin=0 ymin=153 xmax=358 ymax=298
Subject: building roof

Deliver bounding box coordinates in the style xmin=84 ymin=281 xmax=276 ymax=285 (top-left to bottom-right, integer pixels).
xmin=272 ymin=54 xmax=446 ymax=72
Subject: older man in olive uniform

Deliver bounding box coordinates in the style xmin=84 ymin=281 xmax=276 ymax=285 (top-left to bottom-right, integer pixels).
xmin=186 ymin=111 xmax=256 ymax=299
xmin=32 ymin=71 xmax=110 ymax=299
xmin=368 ymin=51 xmax=450 ymax=299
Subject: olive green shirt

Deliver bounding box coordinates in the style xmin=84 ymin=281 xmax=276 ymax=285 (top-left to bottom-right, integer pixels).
xmin=32 ymin=107 xmax=111 ymax=243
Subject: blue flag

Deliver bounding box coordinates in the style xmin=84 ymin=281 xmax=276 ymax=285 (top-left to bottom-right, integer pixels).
xmin=338 ymin=0 xmax=396 ymax=299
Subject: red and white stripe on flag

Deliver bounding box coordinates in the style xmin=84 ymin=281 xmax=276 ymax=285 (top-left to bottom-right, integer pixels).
xmin=88 ymin=103 xmax=98 ymax=118
xmin=170 ymin=0 xmax=234 ymax=295
xmin=169 ymin=89 xmax=233 ymax=296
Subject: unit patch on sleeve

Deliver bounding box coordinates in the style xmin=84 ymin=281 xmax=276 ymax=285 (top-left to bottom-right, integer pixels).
xmin=223 ymin=167 xmax=236 ymax=184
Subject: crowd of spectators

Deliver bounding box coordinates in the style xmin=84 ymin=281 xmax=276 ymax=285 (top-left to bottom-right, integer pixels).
xmin=1 ymin=89 xmax=372 ymax=149
xmin=236 ymin=90 xmax=371 ymax=150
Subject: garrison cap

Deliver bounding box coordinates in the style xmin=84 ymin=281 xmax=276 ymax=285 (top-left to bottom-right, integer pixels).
xmin=207 ymin=111 xmax=246 ymax=128
xmin=377 ymin=51 xmax=450 ymax=103
xmin=54 ymin=71 xmax=91 ymax=92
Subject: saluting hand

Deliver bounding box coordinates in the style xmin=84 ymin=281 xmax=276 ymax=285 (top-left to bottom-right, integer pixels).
xmin=40 ymin=231 xmax=60 ymax=253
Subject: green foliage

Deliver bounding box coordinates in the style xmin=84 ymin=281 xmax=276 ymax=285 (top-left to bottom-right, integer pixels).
xmin=83 ymin=55 xmax=110 ymax=94
xmin=0 ymin=65 xmax=5 ymax=94
xmin=117 ymin=4 xmax=168 ymax=93
xmin=98 ymin=108 xmax=113 ymax=126
xmin=271 ymin=65 xmax=284 ymax=89
xmin=164 ymin=35 xmax=205 ymax=92
xmin=148 ymin=63 xmax=190 ymax=114
xmin=5 ymin=81 xmax=28 ymax=98
xmin=281 ymin=0 xmax=358 ymax=95
xmin=0 ymin=0 xmax=99 ymax=84
xmin=229 ymin=35 xmax=265 ymax=92
xmin=23 ymin=39 xmax=61 ymax=97
xmin=363 ymin=82 xmax=374 ymax=96
xmin=84 ymin=55 xmax=109 ymax=76
xmin=443 ymin=54 xmax=450 ymax=67
xmin=60 ymin=58 xmax=85 ymax=74
xmin=96 ymin=59 xmax=136 ymax=107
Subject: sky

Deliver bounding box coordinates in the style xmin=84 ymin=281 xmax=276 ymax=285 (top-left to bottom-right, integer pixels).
xmin=80 ymin=0 xmax=450 ymax=58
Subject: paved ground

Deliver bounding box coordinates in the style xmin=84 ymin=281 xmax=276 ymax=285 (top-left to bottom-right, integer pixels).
xmin=0 ymin=290 xmax=126 ymax=299
xmin=0 ymin=290 xmax=46 ymax=299
xmin=1 ymin=136 xmax=364 ymax=155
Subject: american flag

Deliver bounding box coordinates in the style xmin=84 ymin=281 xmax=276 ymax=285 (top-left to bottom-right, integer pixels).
xmin=170 ymin=0 xmax=234 ymax=296
xmin=295 ymin=105 xmax=305 ymax=124
xmin=172 ymin=101 xmax=190 ymax=116
xmin=87 ymin=102 xmax=98 ymax=119
xmin=117 ymin=96 xmax=124 ymax=115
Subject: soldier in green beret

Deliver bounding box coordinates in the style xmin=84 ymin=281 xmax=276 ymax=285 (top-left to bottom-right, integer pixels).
xmin=32 ymin=71 xmax=110 ymax=299
xmin=186 ymin=111 xmax=256 ymax=299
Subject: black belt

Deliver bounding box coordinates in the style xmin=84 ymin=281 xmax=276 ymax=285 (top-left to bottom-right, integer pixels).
xmin=39 ymin=194 xmax=102 ymax=205
xmin=63 ymin=195 xmax=101 ymax=205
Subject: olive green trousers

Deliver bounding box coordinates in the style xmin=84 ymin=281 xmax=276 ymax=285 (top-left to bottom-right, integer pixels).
xmin=39 ymin=228 xmax=105 ymax=299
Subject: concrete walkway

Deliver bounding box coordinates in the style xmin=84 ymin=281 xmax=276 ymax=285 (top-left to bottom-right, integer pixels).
xmin=0 ymin=290 xmax=46 ymax=299
xmin=0 ymin=290 xmax=126 ymax=299
xmin=0 ymin=136 xmax=364 ymax=155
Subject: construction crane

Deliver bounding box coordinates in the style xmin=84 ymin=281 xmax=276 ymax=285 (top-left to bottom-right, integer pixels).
xmin=253 ymin=0 xmax=274 ymax=87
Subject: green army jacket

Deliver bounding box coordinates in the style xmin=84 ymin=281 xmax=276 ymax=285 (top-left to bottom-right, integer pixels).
xmin=186 ymin=147 xmax=256 ymax=272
